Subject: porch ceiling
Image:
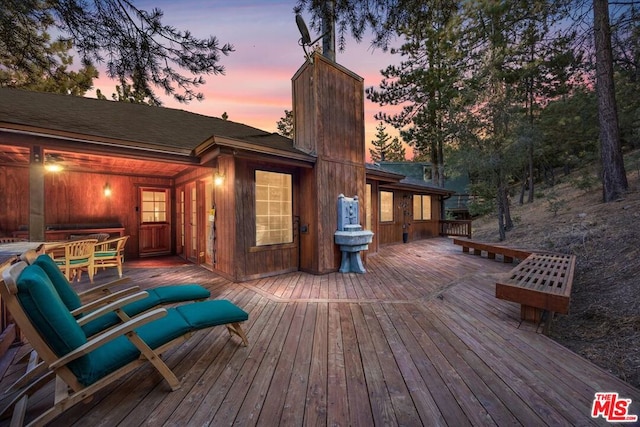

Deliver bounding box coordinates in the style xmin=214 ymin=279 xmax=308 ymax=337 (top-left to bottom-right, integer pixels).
xmin=0 ymin=144 xmax=196 ymax=177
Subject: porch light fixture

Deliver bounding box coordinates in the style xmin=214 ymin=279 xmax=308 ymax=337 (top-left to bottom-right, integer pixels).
xmin=44 ymin=153 xmax=64 ymax=172
xmin=103 ymin=183 xmax=112 ymax=197
xmin=44 ymin=160 xmax=63 ymax=172
xmin=214 ymin=173 xmax=225 ymax=187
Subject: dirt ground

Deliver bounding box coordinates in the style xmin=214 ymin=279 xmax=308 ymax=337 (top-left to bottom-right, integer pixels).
xmin=471 ymin=157 xmax=640 ymax=389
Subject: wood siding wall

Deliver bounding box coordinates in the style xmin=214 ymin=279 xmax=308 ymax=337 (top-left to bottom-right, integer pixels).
xmin=374 ymin=189 xmax=442 ymax=246
xmin=234 ymin=160 xmax=299 ymax=281
xmin=1 ymin=163 xmax=173 ymax=259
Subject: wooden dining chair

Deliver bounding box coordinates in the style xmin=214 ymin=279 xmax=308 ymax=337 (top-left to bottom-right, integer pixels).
xmin=49 ymin=239 xmax=98 ymax=283
xmin=93 ymin=235 xmax=129 ymax=278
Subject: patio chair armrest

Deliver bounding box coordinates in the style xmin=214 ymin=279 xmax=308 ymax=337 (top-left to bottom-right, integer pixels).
xmin=77 ymin=277 xmax=132 ymax=299
xmin=50 ymin=308 xmax=168 ymax=369
xmin=76 ymin=291 xmax=149 ymax=326
xmin=94 ymin=236 xmax=121 ymax=250
xmin=71 ymin=287 xmax=142 ymax=318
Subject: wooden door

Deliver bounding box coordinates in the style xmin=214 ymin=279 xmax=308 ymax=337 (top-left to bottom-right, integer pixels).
xmin=185 ymin=182 xmax=198 ymax=262
xmin=138 ymin=187 xmax=171 ymax=256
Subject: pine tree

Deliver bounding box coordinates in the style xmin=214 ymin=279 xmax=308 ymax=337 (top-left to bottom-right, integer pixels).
xmin=593 ymin=0 xmax=628 ymax=201
xmin=0 ymin=25 xmax=98 ymax=95
xmin=366 ymin=1 xmax=463 ymax=188
xmin=1 ymin=1 xmax=233 ymax=103
xmin=96 ymin=80 xmax=157 ymax=105
xmin=386 ymin=137 xmax=406 ymax=161
xmin=276 ymin=110 xmax=294 ymax=138
xmin=369 ymin=122 xmax=392 ymax=162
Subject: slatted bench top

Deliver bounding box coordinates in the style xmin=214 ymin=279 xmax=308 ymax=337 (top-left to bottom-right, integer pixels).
xmin=496 ymin=252 xmax=576 ymax=315
xmin=452 ymin=238 xmax=533 ymax=262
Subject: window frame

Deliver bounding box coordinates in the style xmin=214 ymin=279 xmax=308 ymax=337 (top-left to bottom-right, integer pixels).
xmin=254 ymin=170 xmax=293 ymax=247
xmin=413 ymin=194 xmax=432 ymax=221
xmin=140 ymin=188 xmax=169 ymax=224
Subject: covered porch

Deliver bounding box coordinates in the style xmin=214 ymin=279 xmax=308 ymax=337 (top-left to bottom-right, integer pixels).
xmin=2 ymin=238 xmax=638 ymax=425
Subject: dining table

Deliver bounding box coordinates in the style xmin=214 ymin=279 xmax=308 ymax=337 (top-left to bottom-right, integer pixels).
xmin=0 ymin=241 xmax=48 ymax=265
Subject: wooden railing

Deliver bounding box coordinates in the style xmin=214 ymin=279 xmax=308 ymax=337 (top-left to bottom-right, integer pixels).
xmin=439 ymin=220 xmax=472 ymax=239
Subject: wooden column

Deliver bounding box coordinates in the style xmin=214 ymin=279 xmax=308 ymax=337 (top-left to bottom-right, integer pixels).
xmin=29 ymin=146 xmax=45 ymax=241
xmin=293 ymin=53 xmax=366 ymax=274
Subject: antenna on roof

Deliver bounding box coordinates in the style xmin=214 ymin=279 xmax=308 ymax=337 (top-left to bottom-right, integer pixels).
xmin=296 ymin=14 xmax=329 ymax=63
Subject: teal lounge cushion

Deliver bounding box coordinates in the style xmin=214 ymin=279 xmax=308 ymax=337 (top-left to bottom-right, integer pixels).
xmin=81 ymin=284 xmax=211 ymax=336
xmin=16 ymin=264 xmax=87 ymax=356
xmin=34 ymin=254 xmax=83 ymax=311
xmin=123 ymin=285 xmax=210 ymax=315
xmin=176 ymin=299 xmax=248 ymax=328
xmin=75 ymin=301 xmax=248 ymax=386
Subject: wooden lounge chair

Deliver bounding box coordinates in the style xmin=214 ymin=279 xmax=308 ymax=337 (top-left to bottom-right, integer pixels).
xmin=0 ymin=261 xmax=249 ymax=426
xmin=93 ymin=235 xmax=129 ymax=278
xmin=23 ymin=251 xmax=212 ymax=337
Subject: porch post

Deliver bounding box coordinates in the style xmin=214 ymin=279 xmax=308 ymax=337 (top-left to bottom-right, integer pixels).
xmin=29 ymin=146 xmax=45 ymax=241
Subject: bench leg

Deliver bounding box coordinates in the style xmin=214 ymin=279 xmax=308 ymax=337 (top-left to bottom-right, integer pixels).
xmin=520 ymin=305 xmax=543 ymax=323
xmin=487 ymin=252 xmax=496 ymax=260
xmin=472 ymin=249 xmax=482 ymax=256
xmin=462 ymin=246 xmax=469 ymax=253
xmin=503 ymin=255 xmax=513 ymax=263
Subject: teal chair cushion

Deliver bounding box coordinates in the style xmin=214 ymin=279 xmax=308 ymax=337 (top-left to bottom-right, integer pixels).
xmin=71 ymin=336 xmax=140 ymax=386
xmin=148 ymin=285 xmax=210 ymax=303
xmin=176 ymin=300 xmax=248 ymax=328
xmin=76 ymin=302 xmax=248 ymax=385
xmin=16 ymin=265 xmax=87 ymax=356
xmin=34 ymin=254 xmax=83 ymax=311
xmin=95 ymin=251 xmax=117 ymax=258
xmin=80 ymin=284 xmax=211 ymax=336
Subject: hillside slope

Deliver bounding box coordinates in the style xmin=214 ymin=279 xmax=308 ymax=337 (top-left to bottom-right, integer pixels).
xmin=471 ymin=154 xmax=640 ymax=388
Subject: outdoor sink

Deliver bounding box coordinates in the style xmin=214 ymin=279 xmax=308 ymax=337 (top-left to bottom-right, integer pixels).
xmin=334 ymin=194 xmax=374 ymax=273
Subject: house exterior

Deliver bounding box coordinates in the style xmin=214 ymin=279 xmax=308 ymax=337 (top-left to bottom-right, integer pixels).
xmin=0 ymin=53 xmax=459 ymax=281
xmin=379 ymin=161 xmax=473 ymax=219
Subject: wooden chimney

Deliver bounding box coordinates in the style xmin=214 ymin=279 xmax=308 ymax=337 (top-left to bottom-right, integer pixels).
xmin=292 ymin=52 xmax=366 ymax=274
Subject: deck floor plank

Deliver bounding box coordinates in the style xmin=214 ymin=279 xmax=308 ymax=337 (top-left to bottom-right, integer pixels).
xmin=279 ymin=302 xmax=317 ymax=426
xmin=2 ymin=238 xmax=638 ymax=426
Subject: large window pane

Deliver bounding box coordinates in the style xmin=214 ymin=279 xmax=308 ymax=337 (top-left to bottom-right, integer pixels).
xmin=255 ymin=170 xmax=293 ymax=246
xmin=413 ymin=195 xmax=432 ymax=220
xmin=380 ymin=191 xmax=394 ymax=222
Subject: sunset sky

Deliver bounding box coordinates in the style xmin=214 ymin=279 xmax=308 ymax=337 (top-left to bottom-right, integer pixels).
xmin=91 ymin=0 xmax=404 ymax=158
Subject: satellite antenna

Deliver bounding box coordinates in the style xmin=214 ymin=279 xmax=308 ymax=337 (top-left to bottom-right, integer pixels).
xmin=296 ymin=14 xmax=327 ymax=63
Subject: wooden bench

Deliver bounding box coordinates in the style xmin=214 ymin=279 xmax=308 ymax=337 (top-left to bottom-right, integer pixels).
xmin=495 ymin=252 xmax=576 ymax=324
xmin=452 ymin=238 xmax=533 ymax=263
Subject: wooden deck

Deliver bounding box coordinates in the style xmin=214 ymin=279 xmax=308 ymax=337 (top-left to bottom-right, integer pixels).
xmin=1 ymin=238 xmax=639 ymax=426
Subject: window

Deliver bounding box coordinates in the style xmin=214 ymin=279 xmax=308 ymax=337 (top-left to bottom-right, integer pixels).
xmin=255 ymin=170 xmax=293 ymax=246
xmin=413 ymin=195 xmax=432 ymax=220
xmin=141 ymin=189 xmax=168 ymax=223
xmin=380 ymin=191 xmax=394 ymax=222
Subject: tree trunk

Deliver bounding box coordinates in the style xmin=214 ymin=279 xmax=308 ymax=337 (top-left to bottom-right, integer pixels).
xmin=519 ymin=168 xmax=526 ymax=205
xmin=437 ymin=139 xmax=445 ymax=188
xmin=527 ymin=137 xmax=534 ymax=203
xmin=497 ymin=189 xmax=506 ymax=241
xmin=593 ymin=0 xmax=628 ymax=202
